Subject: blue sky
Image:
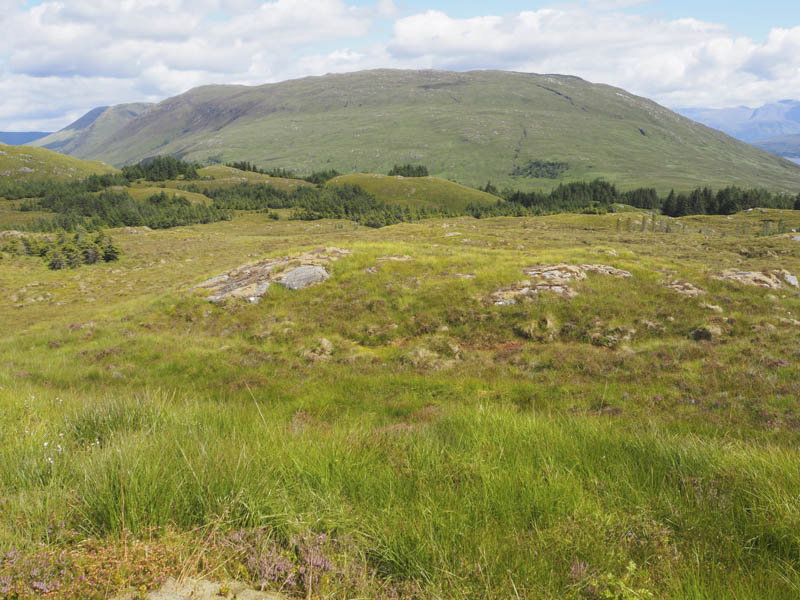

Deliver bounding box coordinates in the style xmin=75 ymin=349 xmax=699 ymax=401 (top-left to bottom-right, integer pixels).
xmin=1 ymin=0 xmax=799 ymax=130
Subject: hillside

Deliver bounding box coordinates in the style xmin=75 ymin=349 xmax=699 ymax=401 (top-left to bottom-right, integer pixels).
xmin=329 ymin=173 xmax=499 ymax=210
xmin=30 ymin=102 xmax=154 ymax=157
xmin=0 ymin=142 xmax=116 ymax=182
xmin=32 ymin=69 xmax=800 ymax=192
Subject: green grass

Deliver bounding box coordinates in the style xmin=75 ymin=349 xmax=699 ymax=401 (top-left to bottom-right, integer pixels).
xmin=1 ymin=209 xmax=800 ymax=598
xmin=330 ymin=173 xmax=498 ymax=210
xmin=25 ymin=70 xmax=800 ymax=193
xmin=0 ymin=142 xmax=116 ymax=181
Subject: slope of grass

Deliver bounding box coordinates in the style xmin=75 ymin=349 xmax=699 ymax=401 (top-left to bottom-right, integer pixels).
xmin=32 ymin=70 xmax=800 ymax=193
xmin=330 ymin=173 xmax=498 ymax=210
xmin=0 ymin=143 xmax=116 ymax=182
xmin=1 ymin=208 xmax=800 ymax=598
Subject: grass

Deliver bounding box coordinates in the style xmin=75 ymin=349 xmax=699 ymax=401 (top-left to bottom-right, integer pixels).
xmin=1 ymin=209 xmax=800 ymax=598
xmin=329 ymin=173 xmax=498 ymax=210
xmin=0 ymin=143 xmax=116 ymax=181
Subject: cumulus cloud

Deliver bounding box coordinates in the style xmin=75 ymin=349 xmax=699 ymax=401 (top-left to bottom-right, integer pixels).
xmin=1 ymin=1 xmax=799 ymax=129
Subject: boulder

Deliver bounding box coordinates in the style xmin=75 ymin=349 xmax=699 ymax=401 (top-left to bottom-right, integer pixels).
xmin=278 ymin=265 xmax=330 ymax=290
xmin=491 ymin=263 xmax=631 ymax=305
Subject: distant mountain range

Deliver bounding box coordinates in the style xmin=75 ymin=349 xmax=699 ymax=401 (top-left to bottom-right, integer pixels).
xmin=0 ymin=131 xmax=51 ymax=145
xmin=677 ymin=100 xmax=800 ymax=159
xmin=26 ymin=69 xmax=800 ymax=192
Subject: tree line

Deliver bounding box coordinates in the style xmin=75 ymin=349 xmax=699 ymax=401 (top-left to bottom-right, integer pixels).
xmin=468 ymin=179 xmax=800 ymax=218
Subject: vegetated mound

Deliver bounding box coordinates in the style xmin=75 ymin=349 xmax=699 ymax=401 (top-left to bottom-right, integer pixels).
xmin=37 ymin=69 xmax=800 ymax=192
xmin=195 ymin=165 xmax=313 ymax=192
xmin=30 ymin=103 xmax=154 ymax=158
xmin=0 ymin=143 xmax=116 ymax=183
xmin=329 ymin=173 xmax=498 ymax=211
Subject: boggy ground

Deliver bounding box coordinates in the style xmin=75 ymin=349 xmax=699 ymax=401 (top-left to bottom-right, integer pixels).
xmin=1 ymin=209 xmax=800 ymax=599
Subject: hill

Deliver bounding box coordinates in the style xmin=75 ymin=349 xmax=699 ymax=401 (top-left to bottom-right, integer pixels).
xmin=32 ymin=69 xmax=800 ymax=192
xmin=0 ymin=132 xmax=51 ymax=145
xmin=30 ymin=102 xmax=154 ymax=157
xmin=0 ymin=142 xmax=116 ymax=182
xmin=678 ymin=100 xmax=800 ymax=143
xmin=329 ymin=173 xmax=499 ymax=210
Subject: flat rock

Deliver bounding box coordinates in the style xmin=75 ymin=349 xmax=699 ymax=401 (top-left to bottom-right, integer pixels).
xmin=491 ymin=263 xmax=630 ymax=305
xmin=278 ymin=265 xmax=329 ymax=290
xmin=713 ymin=269 xmax=798 ymax=290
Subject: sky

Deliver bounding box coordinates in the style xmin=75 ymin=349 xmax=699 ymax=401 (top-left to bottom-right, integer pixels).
xmin=1 ymin=0 xmax=799 ymax=130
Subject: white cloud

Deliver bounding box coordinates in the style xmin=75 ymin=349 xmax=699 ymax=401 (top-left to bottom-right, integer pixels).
xmin=385 ymin=8 xmax=800 ymax=109
xmin=0 ymin=1 xmax=799 ymax=129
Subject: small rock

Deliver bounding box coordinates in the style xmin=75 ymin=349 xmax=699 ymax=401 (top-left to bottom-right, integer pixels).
xmin=701 ymin=303 xmax=723 ymax=313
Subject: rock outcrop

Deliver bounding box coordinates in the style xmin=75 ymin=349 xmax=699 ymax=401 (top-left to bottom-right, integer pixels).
xmin=491 ymin=263 xmax=632 ymax=305
xmin=192 ymin=247 xmax=350 ymax=303
xmin=713 ymin=269 xmax=798 ymax=290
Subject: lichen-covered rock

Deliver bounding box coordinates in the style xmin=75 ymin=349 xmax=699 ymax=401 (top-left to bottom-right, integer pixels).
xmin=491 ymin=263 xmax=631 ymax=305
xmin=192 ymin=247 xmax=350 ymax=303
xmin=278 ymin=265 xmax=330 ymax=290
xmin=713 ymin=269 xmax=798 ymax=290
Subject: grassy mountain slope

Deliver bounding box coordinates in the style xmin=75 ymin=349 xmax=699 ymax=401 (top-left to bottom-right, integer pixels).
xmin=30 ymin=103 xmax=154 ymax=157
xmin=40 ymin=69 xmax=800 ymax=192
xmin=0 ymin=142 xmax=116 ymax=182
xmin=330 ymin=173 xmax=499 ymax=210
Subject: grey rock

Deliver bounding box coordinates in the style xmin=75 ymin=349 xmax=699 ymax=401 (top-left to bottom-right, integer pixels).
xmin=278 ymin=265 xmax=329 ymax=290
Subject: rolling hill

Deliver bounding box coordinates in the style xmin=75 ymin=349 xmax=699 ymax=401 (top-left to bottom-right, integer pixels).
xmin=0 ymin=142 xmax=116 ymax=182
xmin=330 ymin=173 xmax=499 ymax=210
xmin=29 ymin=69 xmax=800 ymax=193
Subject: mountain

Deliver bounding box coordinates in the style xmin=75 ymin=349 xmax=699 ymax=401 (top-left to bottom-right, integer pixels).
xmin=677 ymin=100 xmax=800 ymax=143
xmin=29 ymin=69 xmax=800 ymax=192
xmin=751 ymin=133 xmax=800 ymax=161
xmin=0 ymin=142 xmax=116 ymax=182
xmin=30 ymin=103 xmax=154 ymax=157
xmin=0 ymin=132 xmax=52 ymax=145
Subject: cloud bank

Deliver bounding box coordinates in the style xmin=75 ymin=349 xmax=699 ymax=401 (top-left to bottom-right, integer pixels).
xmin=0 ymin=0 xmax=799 ymax=129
